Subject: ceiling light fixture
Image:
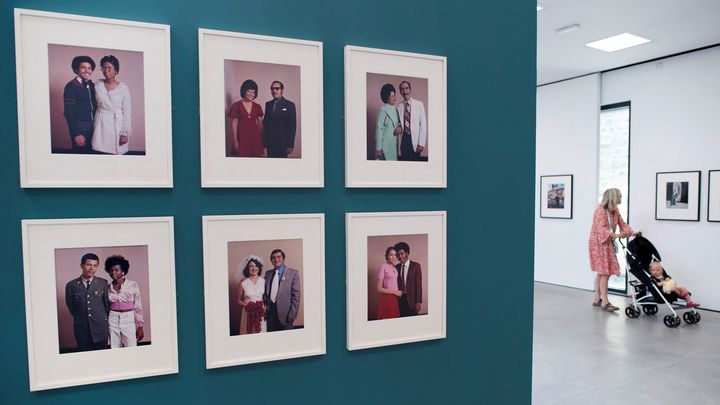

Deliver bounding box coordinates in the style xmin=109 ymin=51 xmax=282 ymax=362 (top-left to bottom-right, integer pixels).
xmin=585 ymin=32 xmax=652 ymax=52
xmin=537 ymin=3 xmax=544 ymax=12
xmin=555 ymin=24 xmax=580 ymax=35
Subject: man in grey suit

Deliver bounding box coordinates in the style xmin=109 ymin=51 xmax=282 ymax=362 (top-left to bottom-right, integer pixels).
xmin=65 ymin=253 xmax=110 ymax=351
xmin=263 ymin=249 xmax=301 ymax=331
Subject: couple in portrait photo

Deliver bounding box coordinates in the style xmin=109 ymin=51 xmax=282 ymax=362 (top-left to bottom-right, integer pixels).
xmin=63 ymin=253 xmax=145 ymax=353
xmin=373 ymin=80 xmax=427 ymax=161
xmin=374 ymin=241 xmax=424 ymax=320
xmin=61 ymin=54 xmax=134 ymax=155
xmin=226 ymin=79 xmax=297 ymax=158
xmin=236 ymin=249 xmax=301 ymax=334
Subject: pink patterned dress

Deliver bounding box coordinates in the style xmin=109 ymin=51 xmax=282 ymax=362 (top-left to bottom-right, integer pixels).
xmin=588 ymin=206 xmax=633 ymax=276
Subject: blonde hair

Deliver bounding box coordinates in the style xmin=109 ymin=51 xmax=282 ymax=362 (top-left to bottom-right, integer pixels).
xmin=600 ymin=188 xmax=622 ymax=212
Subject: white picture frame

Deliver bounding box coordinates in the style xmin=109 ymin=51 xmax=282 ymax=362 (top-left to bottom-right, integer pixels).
xmin=199 ymin=29 xmax=324 ymax=187
xmin=709 ymin=170 xmax=720 ymax=222
xmin=21 ymin=217 xmax=178 ymax=391
xmin=539 ymin=174 xmax=573 ymax=219
xmin=14 ymin=9 xmax=173 ymax=188
xmin=202 ymin=214 xmax=325 ymax=368
xmin=346 ymin=211 xmax=446 ymax=350
xmin=655 ymin=171 xmax=701 ymax=221
xmin=344 ymin=45 xmax=447 ymax=188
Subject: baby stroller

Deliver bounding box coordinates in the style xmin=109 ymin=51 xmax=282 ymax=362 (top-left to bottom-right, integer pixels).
xmin=621 ymin=235 xmax=701 ymax=328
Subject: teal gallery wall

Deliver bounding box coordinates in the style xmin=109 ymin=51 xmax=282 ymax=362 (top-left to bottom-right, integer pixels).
xmin=0 ymin=0 xmax=536 ymax=403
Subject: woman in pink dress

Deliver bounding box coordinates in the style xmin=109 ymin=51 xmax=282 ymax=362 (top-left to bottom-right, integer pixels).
xmin=227 ymin=79 xmax=264 ymax=157
xmin=376 ymin=247 xmax=402 ymax=319
xmin=588 ymin=188 xmax=641 ymax=311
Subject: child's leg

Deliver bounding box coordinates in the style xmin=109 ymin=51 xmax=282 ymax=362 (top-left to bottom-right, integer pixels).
xmin=675 ymin=287 xmax=698 ymax=305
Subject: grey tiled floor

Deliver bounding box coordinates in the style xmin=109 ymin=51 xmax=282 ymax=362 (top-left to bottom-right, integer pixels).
xmin=532 ymin=282 xmax=720 ymax=405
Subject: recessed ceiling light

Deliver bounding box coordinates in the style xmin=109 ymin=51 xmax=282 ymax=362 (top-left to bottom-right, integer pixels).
xmin=537 ymin=3 xmax=544 ymax=12
xmin=585 ymin=32 xmax=651 ymax=52
xmin=555 ymin=24 xmax=580 ymax=35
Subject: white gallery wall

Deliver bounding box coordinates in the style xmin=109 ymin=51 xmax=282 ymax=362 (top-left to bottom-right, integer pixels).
xmin=536 ymin=47 xmax=720 ymax=310
xmin=535 ymin=74 xmax=600 ymax=290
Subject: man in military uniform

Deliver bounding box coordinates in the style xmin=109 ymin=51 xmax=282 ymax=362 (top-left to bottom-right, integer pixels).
xmin=65 ymin=253 xmax=110 ymax=352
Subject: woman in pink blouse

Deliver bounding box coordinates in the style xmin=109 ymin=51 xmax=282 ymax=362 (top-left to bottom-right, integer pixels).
xmin=376 ymin=247 xmax=402 ymax=319
xmin=588 ymin=188 xmax=641 ymax=311
xmin=104 ymin=255 xmax=144 ymax=347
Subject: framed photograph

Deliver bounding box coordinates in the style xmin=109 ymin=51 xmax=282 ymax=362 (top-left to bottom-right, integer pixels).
xmin=344 ymin=45 xmax=447 ymax=188
xmin=14 ymin=9 xmax=173 ymax=187
xmin=202 ymin=214 xmax=325 ymax=368
xmin=346 ymin=211 xmax=446 ymax=350
xmin=708 ymin=170 xmax=719 ymax=222
xmin=539 ymin=175 xmax=573 ymax=219
xmin=21 ymin=217 xmax=177 ymax=391
xmin=199 ymin=29 xmax=323 ymax=187
xmin=656 ymin=171 xmax=701 ymax=221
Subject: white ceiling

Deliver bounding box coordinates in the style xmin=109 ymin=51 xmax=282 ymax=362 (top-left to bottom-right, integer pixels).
xmin=537 ymin=0 xmax=720 ymax=85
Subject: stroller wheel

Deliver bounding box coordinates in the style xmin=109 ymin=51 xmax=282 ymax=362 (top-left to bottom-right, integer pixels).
xmin=625 ymin=306 xmax=640 ymax=319
xmin=683 ymin=312 xmax=696 ymax=324
xmin=642 ymin=305 xmax=658 ymax=315
xmin=663 ymin=314 xmax=680 ymax=328
xmin=693 ymin=312 xmax=701 ymax=324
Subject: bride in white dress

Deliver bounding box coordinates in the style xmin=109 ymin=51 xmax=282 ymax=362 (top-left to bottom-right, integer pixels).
xmin=237 ymin=255 xmax=266 ymax=334
xmin=92 ymin=55 xmax=132 ymax=155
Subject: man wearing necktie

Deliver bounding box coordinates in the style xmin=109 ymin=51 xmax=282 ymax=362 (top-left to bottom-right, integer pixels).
xmin=263 ymin=249 xmax=301 ymax=331
xmin=64 ymin=253 xmax=110 ymax=352
xmin=263 ymin=81 xmax=297 ymax=158
xmin=396 ymin=81 xmax=427 ymax=161
xmin=63 ymin=56 xmax=97 ymax=153
xmin=394 ymin=242 xmax=423 ymax=316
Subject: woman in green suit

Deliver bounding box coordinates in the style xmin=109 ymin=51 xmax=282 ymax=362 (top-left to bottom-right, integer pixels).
xmin=374 ymin=83 xmax=402 ymax=160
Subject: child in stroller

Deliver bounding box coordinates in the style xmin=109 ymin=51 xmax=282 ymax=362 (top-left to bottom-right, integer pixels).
xmin=649 ymin=261 xmax=700 ymax=308
xmin=623 ymin=235 xmax=701 ymax=327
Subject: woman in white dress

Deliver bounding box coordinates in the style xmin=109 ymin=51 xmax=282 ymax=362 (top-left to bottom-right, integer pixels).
xmin=92 ymin=55 xmax=132 ymax=154
xmin=237 ymin=255 xmax=266 ymax=334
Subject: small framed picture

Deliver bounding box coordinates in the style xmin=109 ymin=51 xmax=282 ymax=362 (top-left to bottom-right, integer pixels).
xmin=656 ymin=171 xmax=701 ymax=221
xmin=202 ymin=214 xmax=325 ymax=368
xmin=199 ymin=29 xmax=323 ymax=187
xmin=14 ymin=9 xmax=173 ymax=187
xmin=707 ymin=170 xmax=719 ymax=222
xmin=539 ymin=175 xmax=573 ymax=219
xmin=346 ymin=211 xmax=446 ymax=350
xmin=345 ymin=45 xmax=447 ymax=188
xmin=21 ymin=217 xmax=177 ymax=391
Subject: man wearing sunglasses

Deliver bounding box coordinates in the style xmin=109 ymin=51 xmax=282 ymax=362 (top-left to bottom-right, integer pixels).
xmin=263 ymin=81 xmax=297 ymax=158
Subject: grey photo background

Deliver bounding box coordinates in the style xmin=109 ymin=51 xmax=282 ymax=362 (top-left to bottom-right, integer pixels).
xmin=366 ymin=72 xmax=429 ymax=160
xmin=224 ymin=59 xmax=302 ymax=158
xmin=367 ymin=233 xmax=428 ymax=320
xmin=227 ymin=238 xmax=304 ymax=335
xmin=48 ymin=44 xmax=146 ymax=153
xmin=54 ymin=245 xmax=152 ymax=351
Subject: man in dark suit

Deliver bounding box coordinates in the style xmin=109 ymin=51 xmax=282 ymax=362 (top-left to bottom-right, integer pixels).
xmin=263 ymin=81 xmax=297 ymax=158
xmin=63 ymin=56 xmax=97 ymax=153
xmin=65 ymin=253 xmax=110 ymax=351
xmin=394 ymin=242 xmax=423 ymax=317
xmin=263 ymin=249 xmax=301 ymax=331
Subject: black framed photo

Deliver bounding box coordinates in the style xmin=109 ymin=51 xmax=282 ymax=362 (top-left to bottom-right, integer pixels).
xmin=655 ymin=171 xmax=701 ymax=221
xmin=708 ymin=170 xmax=720 ymax=222
xmin=539 ymin=175 xmax=573 ymax=219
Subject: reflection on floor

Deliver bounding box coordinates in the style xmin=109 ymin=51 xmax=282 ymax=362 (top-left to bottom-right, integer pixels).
xmin=532 ymin=282 xmax=720 ymax=405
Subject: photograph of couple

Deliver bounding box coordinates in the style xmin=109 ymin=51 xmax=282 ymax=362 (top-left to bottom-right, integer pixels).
xmin=224 ymin=59 xmax=301 ymax=159
xmin=55 ymin=246 xmax=151 ymax=354
xmin=48 ymin=44 xmax=146 ymax=155
xmin=366 ymin=73 xmax=429 ymax=162
xmin=367 ymin=234 xmax=428 ymax=321
xmin=227 ymin=239 xmax=304 ymax=336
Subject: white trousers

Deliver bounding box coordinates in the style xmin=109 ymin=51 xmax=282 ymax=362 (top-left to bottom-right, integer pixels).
xmin=109 ymin=310 xmax=137 ymax=348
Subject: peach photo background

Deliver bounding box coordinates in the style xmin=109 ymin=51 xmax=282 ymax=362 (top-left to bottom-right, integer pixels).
xmin=227 ymin=238 xmax=304 ymax=335
xmin=54 ymin=245 xmax=151 ymax=352
xmin=224 ymin=60 xmax=302 ymax=158
xmin=366 ymin=73 xmax=429 ymax=160
xmin=48 ymin=44 xmax=146 ymax=153
xmin=367 ymin=234 xmax=428 ymax=320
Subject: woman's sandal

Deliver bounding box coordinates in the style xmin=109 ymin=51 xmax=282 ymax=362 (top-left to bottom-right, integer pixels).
xmin=592 ymin=300 xmax=602 ymax=307
xmin=601 ymin=303 xmax=619 ymax=312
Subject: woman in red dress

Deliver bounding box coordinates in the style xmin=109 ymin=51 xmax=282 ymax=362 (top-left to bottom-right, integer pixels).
xmin=376 ymin=246 xmax=402 ymax=319
xmin=227 ymin=79 xmax=264 ymax=157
